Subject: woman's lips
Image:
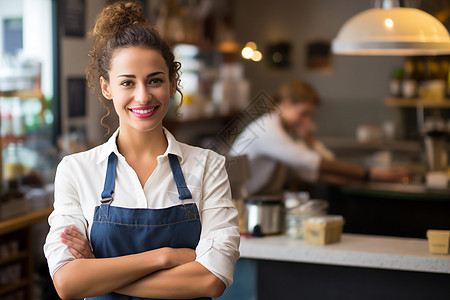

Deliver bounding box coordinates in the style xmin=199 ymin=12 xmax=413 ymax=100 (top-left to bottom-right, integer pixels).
xmin=129 ymin=106 xmax=159 ymax=118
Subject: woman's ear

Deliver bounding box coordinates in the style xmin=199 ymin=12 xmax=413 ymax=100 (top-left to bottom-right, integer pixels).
xmin=170 ymin=78 xmax=177 ymax=96
xmin=100 ymin=76 xmax=112 ymax=100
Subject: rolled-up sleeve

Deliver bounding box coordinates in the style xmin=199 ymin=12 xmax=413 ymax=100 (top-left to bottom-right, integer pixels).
xmin=43 ymin=157 xmax=88 ymax=278
xmin=195 ymin=153 xmax=240 ymax=288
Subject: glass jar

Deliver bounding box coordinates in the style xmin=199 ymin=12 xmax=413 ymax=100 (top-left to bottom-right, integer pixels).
xmin=285 ymin=199 xmax=328 ymax=239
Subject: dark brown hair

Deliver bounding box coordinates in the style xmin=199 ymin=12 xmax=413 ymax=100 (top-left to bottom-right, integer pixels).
xmin=275 ymin=79 xmax=320 ymax=106
xmin=86 ymin=1 xmax=182 ymax=134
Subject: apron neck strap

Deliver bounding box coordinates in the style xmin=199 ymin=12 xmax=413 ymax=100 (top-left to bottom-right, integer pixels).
xmin=101 ymin=152 xmax=118 ymax=203
xmin=168 ymin=154 xmax=192 ymax=200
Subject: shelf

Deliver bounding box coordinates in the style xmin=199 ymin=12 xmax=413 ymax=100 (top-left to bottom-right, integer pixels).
xmin=0 ymin=207 xmax=53 ymax=236
xmin=385 ymin=97 xmax=450 ymax=108
xmin=0 ymin=279 xmax=28 ymax=296
xmin=0 ymin=251 xmax=28 ymax=267
xmin=0 ymin=90 xmax=44 ymax=100
xmin=320 ymin=137 xmax=423 ymax=152
xmin=0 ymin=89 xmax=46 ymax=119
xmin=0 ymin=208 xmax=46 ymax=300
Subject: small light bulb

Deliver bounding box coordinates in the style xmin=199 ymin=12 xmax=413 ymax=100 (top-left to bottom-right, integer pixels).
xmin=272 ymin=52 xmax=283 ymax=63
xmin=252 ymin=50 xmax=263 ymax=62
xmin=385 ymin=18 xmax=394 ymax=28
xmin=242 ymin=47 xmax=254 ymax=59
xmin=245 ymin=41 xmax=257 ymax=50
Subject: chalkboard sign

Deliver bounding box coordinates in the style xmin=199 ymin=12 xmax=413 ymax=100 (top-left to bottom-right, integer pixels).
xmin=64 ymin=0 xmax=85 ymax=37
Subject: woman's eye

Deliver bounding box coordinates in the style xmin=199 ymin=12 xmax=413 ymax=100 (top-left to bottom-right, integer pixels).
xmin=121 ymin=80 xmax=134 ymax=86
xmin=148 ymin=78 xmax=163 ymax=85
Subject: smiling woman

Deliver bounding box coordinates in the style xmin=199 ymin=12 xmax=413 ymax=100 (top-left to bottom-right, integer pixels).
xmin=43 ymin=2 xmax=240 ymax=300
xmin=100 ymin=47 xmax=173 ymax=136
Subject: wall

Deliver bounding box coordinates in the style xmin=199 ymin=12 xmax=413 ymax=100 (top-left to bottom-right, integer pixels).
xmin=234 ymin=0 xmax=405 ymax=138
xmin=59 ymin=0 xmax=113 ymax=146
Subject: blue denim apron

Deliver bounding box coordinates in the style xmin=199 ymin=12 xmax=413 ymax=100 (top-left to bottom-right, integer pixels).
xmin=88 ymin=153 xmax=211 ymax=300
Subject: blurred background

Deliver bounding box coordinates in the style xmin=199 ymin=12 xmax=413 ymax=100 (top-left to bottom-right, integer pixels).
xmin=0 ymin=0 xmax=449 ymax=299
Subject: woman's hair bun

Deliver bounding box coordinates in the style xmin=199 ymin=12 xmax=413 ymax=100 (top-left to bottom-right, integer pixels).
xmin=93 ymin=1 xmax=148 ymax=38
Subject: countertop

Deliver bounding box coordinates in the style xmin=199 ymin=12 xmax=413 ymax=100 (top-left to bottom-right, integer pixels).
xmin=339 ymin=181 xmax=450 ymax=198
xmin=239 ymin=234 xmax=450 ymax=274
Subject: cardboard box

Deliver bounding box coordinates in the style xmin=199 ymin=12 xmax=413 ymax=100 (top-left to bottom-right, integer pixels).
xmin=426 ymin=230 xmax=450 ymax=254
xmin=304 ymin=215 xmax=345 ymax=245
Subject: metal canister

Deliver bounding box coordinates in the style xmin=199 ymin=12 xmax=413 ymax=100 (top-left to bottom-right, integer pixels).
xmin=243 ymin=195 xmax=284 ymax=237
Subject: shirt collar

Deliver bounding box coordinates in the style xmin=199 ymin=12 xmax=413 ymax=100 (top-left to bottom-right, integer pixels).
xmin=96 ymin=127 xmax=184 ymax=164
xmin=161 ymin=127 xmax=184 ymax=162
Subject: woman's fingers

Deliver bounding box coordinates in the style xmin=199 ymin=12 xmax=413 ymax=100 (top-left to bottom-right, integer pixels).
xmin=67 ymin=246 xmax=85 ymax=259
xmin=61 ymin=229 xmax=86 ymax=252
xmin=60 ymin=226 xmax=95 ymax=259
xmin=65 ymin=226 xmax=85 ymax=242
xmin=61 ymin=234 xmax=89 ymax=257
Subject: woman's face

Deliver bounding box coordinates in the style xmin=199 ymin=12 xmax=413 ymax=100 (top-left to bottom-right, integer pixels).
xmin=100 ymin=46 xmax=175 ymax=134
xmin=280 ymin=99 xmax=317 ymax=138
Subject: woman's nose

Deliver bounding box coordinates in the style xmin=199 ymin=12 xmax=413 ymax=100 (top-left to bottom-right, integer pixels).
xmin=134 ymin=83 xmax=150 ymax=103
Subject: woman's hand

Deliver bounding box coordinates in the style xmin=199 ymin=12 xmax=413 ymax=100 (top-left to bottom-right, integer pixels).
xmin=61 ymin=226 xmax=95 ymax=259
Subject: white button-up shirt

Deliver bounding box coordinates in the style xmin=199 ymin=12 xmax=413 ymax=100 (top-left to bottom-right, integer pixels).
xmin=230 ymin=112 xmax=334 ymax=195
xmin=44 ymin=128 xmax=240 ymax=287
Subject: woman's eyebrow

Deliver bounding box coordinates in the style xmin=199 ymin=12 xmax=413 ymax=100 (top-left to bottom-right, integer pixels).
xmin=117 ymin=71 xmax=165 ymax=78
xmin=147 ymin=71 xmax=165 ymax=77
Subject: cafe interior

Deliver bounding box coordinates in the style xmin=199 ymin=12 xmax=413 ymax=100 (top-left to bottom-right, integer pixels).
xmin=0 ymin=0 xmax=449 ymax=299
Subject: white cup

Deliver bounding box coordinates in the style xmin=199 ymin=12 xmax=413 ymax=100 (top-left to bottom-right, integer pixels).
xmin=425 ymin=171 xmax=449 ymax=189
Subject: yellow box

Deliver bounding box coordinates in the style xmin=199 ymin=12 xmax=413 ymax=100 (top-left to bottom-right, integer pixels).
xmin=304 ymin=215 xmax=345 ymax=245
xmin=426 ymin=230 xmax=450 ymax=254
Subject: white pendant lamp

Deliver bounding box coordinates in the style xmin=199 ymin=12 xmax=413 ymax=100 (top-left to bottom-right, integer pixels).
xmin=332 ymin=0 xmax=450 ymax=56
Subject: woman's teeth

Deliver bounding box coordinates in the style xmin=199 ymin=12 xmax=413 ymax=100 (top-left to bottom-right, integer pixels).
xmin=131 ymin=107 xmax=156 ymax=114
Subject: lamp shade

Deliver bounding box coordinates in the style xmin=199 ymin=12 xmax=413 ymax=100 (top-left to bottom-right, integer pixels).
xmin=332 ymin=7 xmax=450 ymax=55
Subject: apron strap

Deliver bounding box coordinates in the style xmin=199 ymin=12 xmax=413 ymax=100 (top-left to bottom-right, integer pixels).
xmin=168 ymin=154 xmax=192 ymax=200
xmin=101 ymin=152 xmax=118 ymax=203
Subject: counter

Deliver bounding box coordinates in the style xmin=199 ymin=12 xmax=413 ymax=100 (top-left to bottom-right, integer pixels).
xmin=219 ymin=234 xmax=450 ymax=300
xmin=240 ymin=234 xmax=450 ymax=274
xmin=339 ymin=181 xmax=450 ymax=199
xmin=322 ymin=182 xmax=450 ymax=238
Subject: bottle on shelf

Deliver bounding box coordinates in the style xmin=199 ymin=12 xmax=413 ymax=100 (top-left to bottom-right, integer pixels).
xmin=2 ymin=142 xmax=24 ymax=201
xmin=415 ymin=56 xmax=426 ymax=96
xmin=389 ymin=68 xmax=403 ymax=97
xmin=401 ymin=58 xmax=418 ymax=99
xmin=443 ymin=56 xmax=450 ymax=99
xmin=11 ymin=97 xmax=26 ymax=143
xmin=1 ymin=113 xmax=13 ymax=146
xmin=420 ymin=56 xmax=446 ymax=100
xmin=1 ymin=98 xmax=13 ymax=146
